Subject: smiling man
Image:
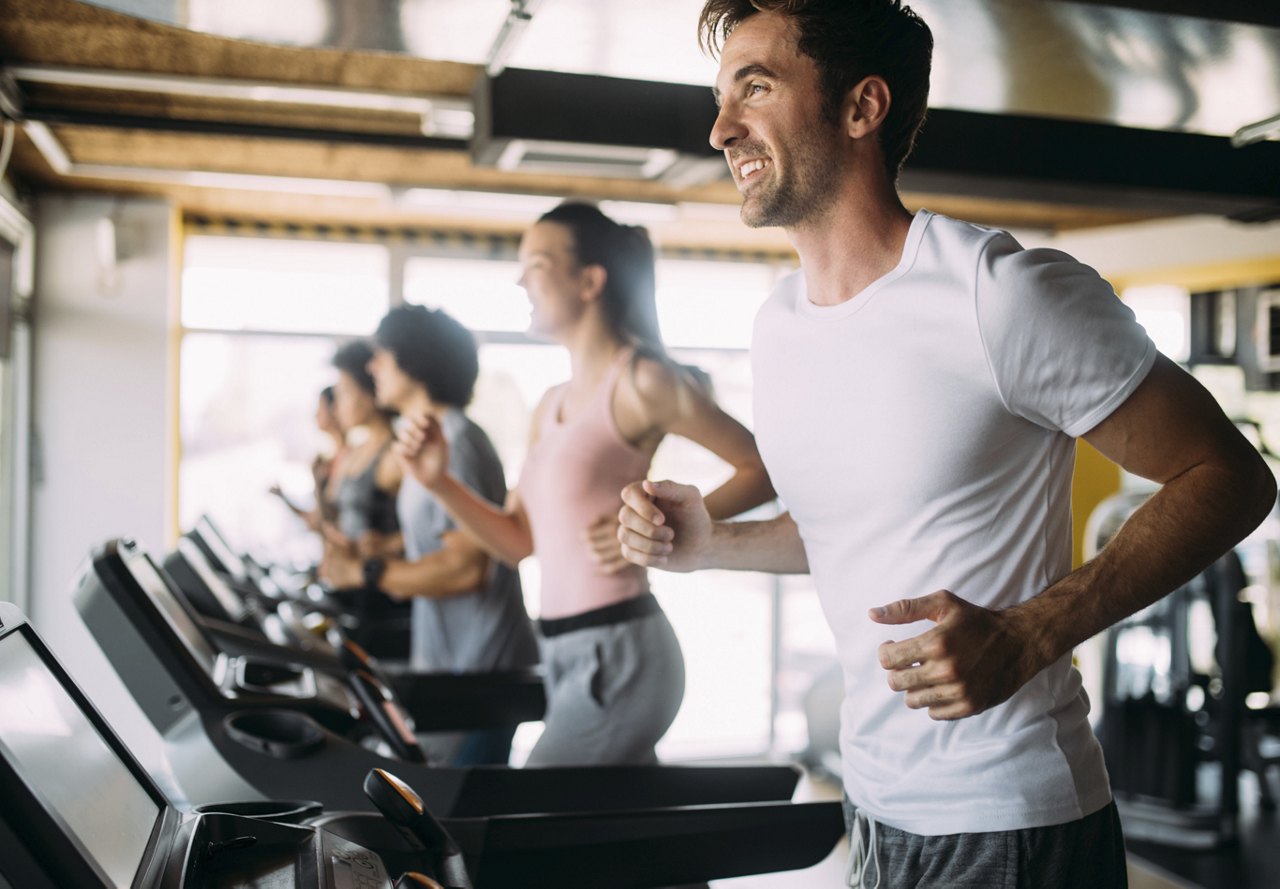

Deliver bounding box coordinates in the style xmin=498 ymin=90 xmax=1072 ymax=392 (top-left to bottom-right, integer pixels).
xmin=615 ymin=1 xmax=1276 ymax=886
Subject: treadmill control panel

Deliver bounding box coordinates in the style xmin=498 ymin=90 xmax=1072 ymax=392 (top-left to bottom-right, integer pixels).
xmin=326 ymin=832 xmax=392 ymax=889
xmin=1 ymin=602 xmax=412 ymax=889
xmin=0 ymin=628 xmax=164 ymax=887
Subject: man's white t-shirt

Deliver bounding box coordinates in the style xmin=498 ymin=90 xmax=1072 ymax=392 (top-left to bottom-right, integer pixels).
xmin=752 ymin=210 xmax=1156 ymax=835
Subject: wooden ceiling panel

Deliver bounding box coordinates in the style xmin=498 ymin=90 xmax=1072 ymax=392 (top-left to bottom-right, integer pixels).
xmin=44 ymin=125 xmax=743 ymax=201
xmin=0 ymin=0 xmax=1180 ymax=238
xmin=1 ymin=0 xmax=478 ymax=94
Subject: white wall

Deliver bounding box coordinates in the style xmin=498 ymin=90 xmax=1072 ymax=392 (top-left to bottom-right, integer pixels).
xmin=28 ymin=193 xmax=177 ymax=770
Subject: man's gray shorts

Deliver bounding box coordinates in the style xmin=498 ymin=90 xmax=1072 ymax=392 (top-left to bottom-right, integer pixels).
xmin=842 ymin=796 xmax=1127 ymax=888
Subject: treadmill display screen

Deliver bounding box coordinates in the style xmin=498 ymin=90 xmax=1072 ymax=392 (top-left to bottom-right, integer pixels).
xmin=0 ymin=632 xmax=161 ymax=887
xmin=177 ymin=536 xmax=248 ymax=623
xmin=195 ymin=516 xmax=248 ymax=584
xmin=126 ymin=553 xmax=220 ymax=676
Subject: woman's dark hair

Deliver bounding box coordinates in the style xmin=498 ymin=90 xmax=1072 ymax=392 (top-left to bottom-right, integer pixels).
xmin=373 ymin=305 xmax=479 ymax=408
xmin=331 ymin=339 xmax=378 ymax=396
xmin=537 ymin=202 xmax=665 ymax=356
xmin=319 ymin=385 xmax=335 ymax=406
xmin=698 ymin=0 xmax=933 ymax=181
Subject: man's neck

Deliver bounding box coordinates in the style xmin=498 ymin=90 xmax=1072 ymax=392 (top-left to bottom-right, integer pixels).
xmin=788 ymin=182 xmax=915 ymax=307
xmin=398 ymin=387 xmax=441 ymax=418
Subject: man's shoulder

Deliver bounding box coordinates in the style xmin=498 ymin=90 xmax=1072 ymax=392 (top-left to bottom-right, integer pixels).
xmin=917 ymin=211 xmax=1010 ymax=268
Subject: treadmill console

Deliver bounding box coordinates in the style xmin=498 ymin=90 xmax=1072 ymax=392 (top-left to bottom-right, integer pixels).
xmin=74 ymin=540 xmax=356 ymax=735
xmin=193 ymin=514 xmax=251 ymax=586
xmin=170 ymin=535 xmax=251 ymax=625
xmin=0 ymin=602 xmax=410 ymax=889
xmin=0 ymin=609 xmax=172 ymax=888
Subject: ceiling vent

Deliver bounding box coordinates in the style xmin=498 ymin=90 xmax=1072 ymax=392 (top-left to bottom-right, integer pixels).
xmin=472 ymin=69 xmax=726 ymax=187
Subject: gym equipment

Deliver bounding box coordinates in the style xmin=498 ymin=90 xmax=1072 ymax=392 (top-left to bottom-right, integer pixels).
xmin=162 ymin=527 xmax=546 ymax=736
xmin=73 ymin=538 xmax=847 ymax=886
xmin=1091 ymin=493 xmax=1280 ymax=848
xmin=0 ymin=600 xmax=461 ymax=889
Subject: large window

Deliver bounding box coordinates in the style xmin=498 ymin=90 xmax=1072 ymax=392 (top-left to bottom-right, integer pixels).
xmin=179 ymin=231 xmax=837 ymax=761
xmin=180 ymin=238 xmax=390 ymax=564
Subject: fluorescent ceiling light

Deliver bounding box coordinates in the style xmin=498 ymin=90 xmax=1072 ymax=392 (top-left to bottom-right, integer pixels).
xmin=486 ymin=0 xmax=545 ymax=77
xmin=6 ymin=64 xmax=475 ymax=139
xmin=1233 ymin=111 xmax=1280 ymax=148
xmin=395 ymin=188 xmax=561 ymax=217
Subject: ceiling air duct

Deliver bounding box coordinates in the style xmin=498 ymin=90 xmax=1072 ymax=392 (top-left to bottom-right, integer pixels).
xmin=471 ymin=69 xmax=726 ymax=188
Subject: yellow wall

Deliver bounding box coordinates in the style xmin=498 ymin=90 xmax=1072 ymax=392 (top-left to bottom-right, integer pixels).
xmin=1071 ymin=439 xmax=1121 ymax=568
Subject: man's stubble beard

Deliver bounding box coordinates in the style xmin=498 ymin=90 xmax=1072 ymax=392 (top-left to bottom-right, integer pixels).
xmin=740 ymin=121 xmax=845 ymax=230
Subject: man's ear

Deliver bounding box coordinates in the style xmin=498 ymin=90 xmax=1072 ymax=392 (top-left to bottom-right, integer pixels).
xmin=844 ymin=75 xmax=892 ymax=140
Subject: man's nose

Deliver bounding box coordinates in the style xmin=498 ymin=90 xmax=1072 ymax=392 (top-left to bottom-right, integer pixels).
xmin=710 ymin=103 xmax=745 ymax=151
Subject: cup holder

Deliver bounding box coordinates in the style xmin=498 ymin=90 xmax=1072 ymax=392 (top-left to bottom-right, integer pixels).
xmin=223 ymin=709 xmax=326 ymax=759
xmin=193 ymin=799 xmax=323 ymax=824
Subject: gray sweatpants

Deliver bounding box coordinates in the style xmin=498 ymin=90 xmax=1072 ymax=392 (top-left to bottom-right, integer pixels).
xmin=842 ymin=797 xmax=1127 ymax=888
xmin=525 ymin=611 xmax=685 ymax=766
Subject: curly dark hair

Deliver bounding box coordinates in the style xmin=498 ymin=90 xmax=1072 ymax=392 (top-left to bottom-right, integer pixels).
xmin=373 ymin=305 xmax=479 ymax=408
xmin=698 ymin=0 xmax=932 ymax=181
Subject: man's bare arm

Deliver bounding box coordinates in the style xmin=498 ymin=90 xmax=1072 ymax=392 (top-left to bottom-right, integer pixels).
xmin=380 ymin=530 xmax=490 ymax=601
xmin=1014 ymin=353 xmax=1275 ymax=664
xmin=618 ymin=480 xmax=808 ymax=574
xmin=874 ymin=354 xmax=1276 ymax=720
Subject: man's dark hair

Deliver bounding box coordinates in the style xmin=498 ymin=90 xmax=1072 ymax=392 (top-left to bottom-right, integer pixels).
xmin=331 ymin=339 xmax=378 ymax=396
xmin=373 ymin=305 xmax=479 ymax=408
xmin=698 ymin=0 xmax=933 ymax=181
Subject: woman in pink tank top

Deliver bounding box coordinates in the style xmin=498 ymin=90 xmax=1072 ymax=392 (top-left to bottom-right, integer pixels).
xmin=396 ymin=203 xmax=775 ymax=765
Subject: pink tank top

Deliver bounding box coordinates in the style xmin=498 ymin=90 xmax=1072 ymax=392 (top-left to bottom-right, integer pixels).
xmin=517 ymin=349 xmax=653 ymax=619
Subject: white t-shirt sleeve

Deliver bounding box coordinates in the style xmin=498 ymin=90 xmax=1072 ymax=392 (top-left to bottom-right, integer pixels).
xmin=975 ymin=233 xmax=1157 ymax=437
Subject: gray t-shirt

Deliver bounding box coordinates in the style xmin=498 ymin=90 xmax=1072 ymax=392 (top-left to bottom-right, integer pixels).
xmin=399 ymin=407 xmax=538 ymax=673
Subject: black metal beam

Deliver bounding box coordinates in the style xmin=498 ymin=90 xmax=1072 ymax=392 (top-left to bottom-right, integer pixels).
xmin=474 ymin=68 xmax=720 ymax=162
xmin=905 ymin=108 xmax=1280 ymax=221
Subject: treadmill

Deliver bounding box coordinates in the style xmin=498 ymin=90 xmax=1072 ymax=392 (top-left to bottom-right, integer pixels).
xmin=186 ymin=514 xmax=409 ymax=660
xmin=163 ymin=529 xmax=546 ymax=736
xmin=0 ymin=601 xmax=464 ymax=889
xmin=74 ymin=538 xmax=845 ymax=885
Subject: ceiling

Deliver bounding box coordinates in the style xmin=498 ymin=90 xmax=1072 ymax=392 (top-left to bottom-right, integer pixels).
xmin=1 ymin=0 xmax=1278 ymax=249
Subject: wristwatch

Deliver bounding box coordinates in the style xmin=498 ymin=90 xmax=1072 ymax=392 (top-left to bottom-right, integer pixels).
xmin=362 ymin=557 xmax=386 ymax=591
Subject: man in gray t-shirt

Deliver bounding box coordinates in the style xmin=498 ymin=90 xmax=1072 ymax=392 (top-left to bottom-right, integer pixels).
xmin=323 ymin=306 xmax=537 ymax=766
xmin=398 ymin=406 xmax=537 ymax=676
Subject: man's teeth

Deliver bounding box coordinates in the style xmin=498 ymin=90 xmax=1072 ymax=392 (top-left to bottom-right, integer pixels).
xmin=739 ymin=159 xmax=767 ymax=178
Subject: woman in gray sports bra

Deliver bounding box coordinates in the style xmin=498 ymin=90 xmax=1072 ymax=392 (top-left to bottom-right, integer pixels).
xmin=327 ymin=339 xmax=403 ymax=556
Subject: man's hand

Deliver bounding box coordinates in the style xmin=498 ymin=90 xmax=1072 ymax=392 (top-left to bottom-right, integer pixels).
xmin=871 ymin=590 xmax=1044 ymax=720
xmin=584 ymin=513 xmax=629 ymax=574
xmin=617 ymin=480 xmax=711 ymax=572
xmin=394 ymin=412 xmax=450 ymax=490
